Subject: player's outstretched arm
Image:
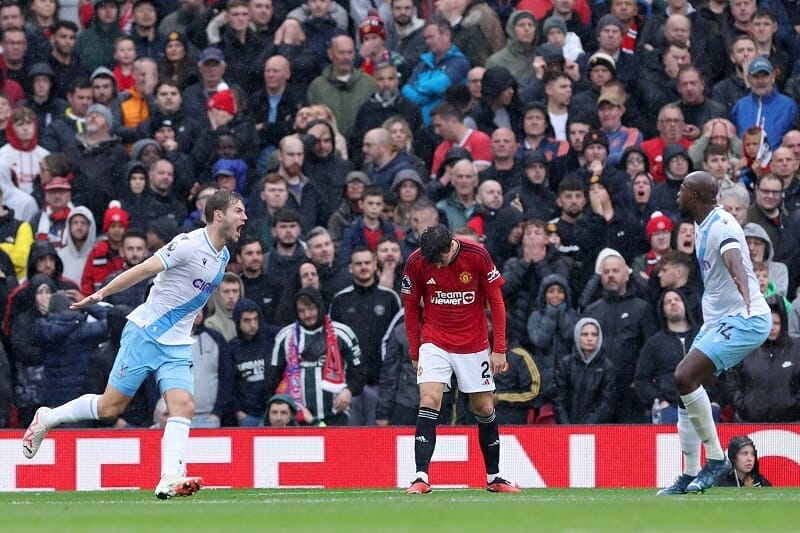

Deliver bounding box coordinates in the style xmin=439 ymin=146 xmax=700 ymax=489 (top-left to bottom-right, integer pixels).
xmin=71 ymin=255 xmax=166 ymax=309
xmin=722 ymin=247 xmax=751 ymax=314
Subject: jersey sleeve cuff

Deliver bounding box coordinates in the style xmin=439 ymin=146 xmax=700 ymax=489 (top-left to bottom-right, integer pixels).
xmin=719 ymin=238 xmax=740 ymax=255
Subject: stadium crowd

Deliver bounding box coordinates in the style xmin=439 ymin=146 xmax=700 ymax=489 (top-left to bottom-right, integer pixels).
xmin=0 ymin=0 xmax=800 ymax=429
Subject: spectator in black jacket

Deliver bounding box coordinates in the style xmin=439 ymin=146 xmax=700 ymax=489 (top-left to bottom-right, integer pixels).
xmin=526 ymin=273 xmax=579 ymax=415
xmin=554 ymin=317 xmax=616 ymax=424
xmin=635 ymin=289 xmax=700 ymax=424
xmin=225 ymin=298 xmax=279 ymax=427
xmin=502 ymin=218 xmax=571 ymax=346
xmin=249 ymin=55 xmax=305 ymax=158
xmin=0 ymin=333 xmax=10 ymax=427
xmin=726 ymin=294 xmax=800 ymax=423
xmin=582 ymin=249 xmax=657 ymax=422
xmin=376 ymin=310 xmax=420 ymax=426
xmin=329 ymin=246 xmax=401 ymax=426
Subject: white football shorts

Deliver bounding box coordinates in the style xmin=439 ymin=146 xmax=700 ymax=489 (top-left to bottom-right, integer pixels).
xmin=416 ymin=342 xmax=495 ymax=393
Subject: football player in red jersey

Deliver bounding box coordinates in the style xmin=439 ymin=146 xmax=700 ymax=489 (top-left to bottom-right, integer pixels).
xmin=400 ymin=224 xmax=520 ymax=494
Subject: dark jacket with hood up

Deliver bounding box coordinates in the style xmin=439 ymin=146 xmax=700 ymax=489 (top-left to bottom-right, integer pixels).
xmin=554 ymin=317 xmax=616 ymax=424
xmin=225 ymin=298 xmax=280 ymax=419
xmin=526 ymin=273 xmax=579 ymax=403
xmin=634 ymin=290 xmax=699 ymax=406
xmin=4 ymin=240 xmax=79 ymax=336
xmin=468 ymin=66 xmax=523 ymax=137
xmin=717 ymin=436 xmax=773 ymax=487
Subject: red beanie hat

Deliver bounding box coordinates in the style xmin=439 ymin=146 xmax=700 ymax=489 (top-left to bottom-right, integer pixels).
xmin=646 ymin=211 xmax=673 ymax=240
xmin=207 ymin=89 xmax=235 ymax=116
xmin=103 ymin=200 xmax=130 ymax=233
xmin=359 ymin=9 xmax=386 ymax=41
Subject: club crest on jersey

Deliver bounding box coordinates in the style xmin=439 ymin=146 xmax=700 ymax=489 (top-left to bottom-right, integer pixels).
xmin=417 ymin=365 xmax=423 ymax=376
xmin=401 ymin=275 xmax=412 ymax=294
xmin=459 ymin=271 xmax=472 ymax=284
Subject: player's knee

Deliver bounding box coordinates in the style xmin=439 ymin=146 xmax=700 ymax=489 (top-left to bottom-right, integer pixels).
xmin=673 ymin=366 xmax=693 ymax=394
xmin=419 ymin=394 xmax=441 ymax=411
xmin=167 ymin=396 xmax=195 ymax=418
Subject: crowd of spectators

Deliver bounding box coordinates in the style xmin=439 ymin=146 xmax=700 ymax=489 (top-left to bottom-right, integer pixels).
xmin=1 ymin=0 xmax=800 ymax=429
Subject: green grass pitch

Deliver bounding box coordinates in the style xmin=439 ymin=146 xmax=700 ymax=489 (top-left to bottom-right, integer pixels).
xmin=1 ymin=488 xmax=799 ymax=532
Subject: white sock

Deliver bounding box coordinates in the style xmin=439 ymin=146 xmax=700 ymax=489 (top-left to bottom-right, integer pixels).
xmin=680 ymin=387 xmax=725 ymax=460
xmin=487 ymin=473 xmax=503 ymax=483
xmin=161 ymin=416 xmax=191 ymax=478
xmin=677 ymin=408 xmax=702 ymax=476
xmin=42 ymin=394 xmax=100 ymax=427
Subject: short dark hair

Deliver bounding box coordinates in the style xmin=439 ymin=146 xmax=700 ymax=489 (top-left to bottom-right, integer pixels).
xmin=658 ymin=250 xmax=693 ymax=270
xmin=419 ymin=224 xmax=452 ymax=264
xmin=362 ymin=185 xmax=385 ymax=200
xmin=753 ymin=7 xmax=776 ymax=22
xmin=703 ymin=143 xmax=728 ymax=160
xmin=68 ymin=76 xmax=92 ymax=94
xmin=204 ymin=189 xmax=243 ymax=221
xmin=53 ymin=20 xmax=78 ymax=34
xmin=543 ymin=70 xmax=571 ymax=86
xmin=238 ymin=236 xmax=263 ymax=251
xmin=425 ymin=16 xmax=452 ymax=36
xmin=272 ymin=207 xmax=301 ymax=226
xmin=122 ymin=228 xmax=148 ymax=243
xmin=430 ymin=102 xmax=463 ymax=122
xmin=558 ymin=176 xmax=584 ymax=194
xmin=349 ymin=245 xmax=373 ymax=261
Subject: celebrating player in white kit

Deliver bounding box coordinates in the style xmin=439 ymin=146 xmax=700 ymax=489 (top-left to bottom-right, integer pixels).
xmin=22 ymin=190 xmax=247 ymax=499
xmin=658 ymin=172 xmax=770 ymax=495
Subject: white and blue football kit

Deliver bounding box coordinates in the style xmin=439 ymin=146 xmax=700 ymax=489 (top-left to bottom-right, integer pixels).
xmin=692 ymin=206 xmax=770 ymax=371
xmin=109 ymin=228 xmax=229 ymax=396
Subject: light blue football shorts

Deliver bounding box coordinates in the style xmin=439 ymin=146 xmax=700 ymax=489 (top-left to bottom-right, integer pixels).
xmin=691 ymin=313 xmax=771 ymax=373
xmin=108 ymin=321 xmax=194 ymax=397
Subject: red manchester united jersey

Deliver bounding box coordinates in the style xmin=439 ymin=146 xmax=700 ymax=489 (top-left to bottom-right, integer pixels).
xmin=401 ymin=240 xmax=506 ymax=359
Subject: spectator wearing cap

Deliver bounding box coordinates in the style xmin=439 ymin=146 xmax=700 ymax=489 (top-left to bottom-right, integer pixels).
xmin=506 ymin=150 xmax=559 ymax=223
xmin=191 ymin=88 xmax=258 ymax=170
xmin=111 ymin=57 xmax=158 ymax=145
xmin=90 ymin=67 xmax=117 ymax=107
xmin=468 ymin=66 xmax=523 ymax=138
xmin=212 ymin=0 xmax=264 ymax=96
xmin=307 ymin=35 xmax=376 ymax=140
xmin=349 ymin=62 xmax=423 ymax=165
xmin=181 ymin=46 xmax=242 ymax=122
xmin=541 ymin=15 xmax=583 ymax=62
xmin=632 ymin=211 xmax=674 ymax=279
xmin=327 ymin=171 xmax=370 ymax=243
xmin=64 ymin=103 xmax=128 ymax=224
xmin=33 ymin=175 xmax=73 ymax=247
xmin=597 ymin=93 xmax=642 ymax=167
xmin=356 ymin=9 xmax=408 ymax=79
xmin=732 ymin=56 xmax=797 ymax=151
xmin=402 ymin=18 xmax=469 ymax=125
xmin=639 ymin=104 xmax=692 ymax=183
xmin=570 ymin=52 xmax=617 ymax=123
xmin=47 ymin=21 xmax=87 ymax=101
xmin=675 ymin=64 xmax=727 ymax=139
xmin=18 ymin=63 xmax=67 ymax=132
xmin=75 ymin=0 xmax=124 ymax=74
xmin=480 ymin=127 xmax=525 ymax=193
xmin=148 ymin=114 xmax=196 ymax=198
xmin=588 ymin=14 xmax=640 ymax=92
xmin=249 ymin=55 xmax=305 ymax=160
xmin=536 ymin=0 xmax=593 ymax=51
xmin=79 ymin=200 xmax=128 ymax=295
xmin=486 ymin=10 xmax=538 ymax=85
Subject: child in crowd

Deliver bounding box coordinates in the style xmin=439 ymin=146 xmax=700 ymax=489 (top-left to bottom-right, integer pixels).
xmin=112 ymin=36 xmax=137 ymax=92
xmin=734 ymin=126 xmax=770 ymax=190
